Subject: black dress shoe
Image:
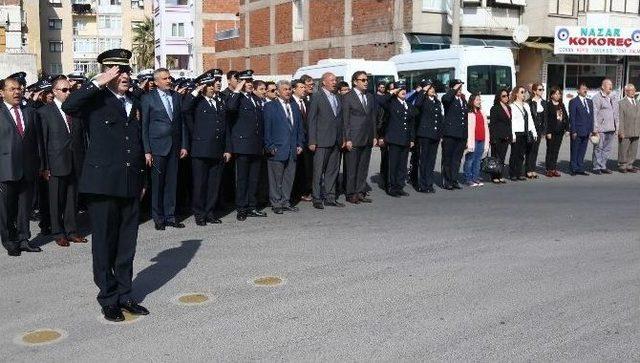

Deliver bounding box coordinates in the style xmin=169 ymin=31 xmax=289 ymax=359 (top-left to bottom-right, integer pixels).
xmin=451 ymin=182 xmax=463 ymax=190
xmin=154 ymin=222 xmax=165 ymax=230
xmin=576 ymin=171 xmax=589 ymax=176
xmin=19 ymin=241 xmax=41 ymax=253
xmin=236 ymin=212 xmax=247 ymax=221
xmin=416 ymin=187 xmax=427 ymax=193
xmin=517 ymin=176 xmax=527 ymax=181
xmin=195 ymin=219 xmax=207 ymax=226
xmin=442 ymin=184 xmax=454 ymax=190
xmin=387 ymin=191 xmax=401 ymax=197
xmin=398 ymin=190 xmax=410 ymax=196
xmin=272 ymin=207 xmax=283 ymax=214
xmin=206 ymin=216 xmax=222 ymax=224
xmin=592 ymin=169 xmax=602 ymax=175
xmin=119 ymin=300 xmax=149 ymax=316
xmin=247 ymin=209 xmax=267 ymax=217
xmin=324 ymin=200 xmax=344 ymax=207
xmin=283 ymin=205 xmax=299 ymax=212
xmin=40 ymin=227 xmax=51 ymax=236
xmin=359 ymin=196 xmax=372 ymax=203
xmin=166 ymin=221 xmax=186 ymax=228
xmin=601 ymin=169 xmax=612 ymax=174
xmin=7 ymin=248 xmax=21 ymax=257
xmin=102 ymin=305 xmax=125 ymax=322
xmin=425 ymin=186 xmax=435 ymax=193
xmin=313 ymin=202 xmax=325 ymax=209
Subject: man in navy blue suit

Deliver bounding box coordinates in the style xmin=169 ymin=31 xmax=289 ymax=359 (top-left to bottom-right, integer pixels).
xmin=141 ymin=68 xmax=189 ymax=230
xmin=568 ymin=83 xmax=595 ymax=175
xmin=263 ymin=80 xmax=304 ymax=214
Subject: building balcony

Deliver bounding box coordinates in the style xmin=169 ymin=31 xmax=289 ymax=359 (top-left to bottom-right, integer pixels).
xmin=461 ymin=6 xmax=521 ymax=31
xmin=72 ymin=2 xmax=96 ymax=15
xmin=97 ymin=4 xmax=121 ymax=14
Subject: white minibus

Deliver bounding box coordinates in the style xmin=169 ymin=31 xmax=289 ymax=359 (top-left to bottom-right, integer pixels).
xmin=293 ymin=59 xmax=398 ymax=93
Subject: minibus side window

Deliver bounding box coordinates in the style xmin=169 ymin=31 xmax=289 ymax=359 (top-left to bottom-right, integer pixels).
xmin=399 ymin=68 xmax=453 ymax=92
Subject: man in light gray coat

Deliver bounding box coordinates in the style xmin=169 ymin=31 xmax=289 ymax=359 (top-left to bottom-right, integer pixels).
xmin=591 ymin=78 xmax=619 ymax=174
xmin=308 ymin=72 xmax=345 ymax=209
xmin=617 ymin=83 xmax=640 ymax=173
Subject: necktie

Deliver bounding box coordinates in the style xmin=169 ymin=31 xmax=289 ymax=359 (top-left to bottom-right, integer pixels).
xmin=285 ymin=102 xmax=293 ymax=125
xmin=163 ymin=92 xmax=173 ymax=119
xmin=583 ymin=98 xmax=589 ymax=113
xmin=360 ymin=93 xmax=367 ymax=109
xmin=65 ymin=114 xmax=72 ymax=132
xmin=632 ymin=98 xmax=636 ymax=106
xmin=120 ymin=97 xmax=127 ymax=115
xmin=13 ymin=106 xmax=24 ymax=137
xmin=299 ymin=99 xmax=306 ymax=118
xmin=330 ymin=95 xmax=337 ymax=116
xmin=209 ymin=98 xmax=216 ymax=109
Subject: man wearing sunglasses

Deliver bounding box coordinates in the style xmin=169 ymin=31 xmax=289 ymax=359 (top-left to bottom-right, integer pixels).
xmin=37 ymin=76 xmax=87 ymax=248
xmin=343 ymin=71 xmax=378 ymax=204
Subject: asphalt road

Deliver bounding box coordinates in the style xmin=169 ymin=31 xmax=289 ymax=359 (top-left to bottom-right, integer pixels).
xmin=1 ymin=139 xmax=639 ymax=361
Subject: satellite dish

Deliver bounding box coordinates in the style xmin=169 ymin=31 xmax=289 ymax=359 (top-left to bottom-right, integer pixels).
xmin=512 ymin=25 xmax=530 ymax=44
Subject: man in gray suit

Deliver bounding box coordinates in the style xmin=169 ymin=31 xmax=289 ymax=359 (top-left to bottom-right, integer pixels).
xmin=591 ymin=78 xmax=619 ymax=174
xmin=141 ymin=68 xmax=189 ymax=230
xmin=308 ymin=72 xmax=345 ymax=209
xmin=342 ymin=71 xmax=377 ymax=204
xmin=618 ymin=83 xmax=640 ymax=173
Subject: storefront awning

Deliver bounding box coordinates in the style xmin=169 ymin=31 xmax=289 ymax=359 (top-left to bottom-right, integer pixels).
xmin=522 ymin=41 xmax=554 ymax=51
xmin=408 ymin=34 xmax=519 ymax=49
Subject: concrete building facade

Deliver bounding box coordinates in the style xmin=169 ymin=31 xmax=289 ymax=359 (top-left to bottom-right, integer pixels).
xmin=0 ymin=0 xmax=39 ymax=82
xmin=154 ymin=0 xmax=194 ymax=77
xmin=39 ymin=0 xmax=152 ymax=76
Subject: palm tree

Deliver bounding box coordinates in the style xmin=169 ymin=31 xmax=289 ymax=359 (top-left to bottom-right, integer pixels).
xmin=132 ymin=17 xmax=154 ymax=71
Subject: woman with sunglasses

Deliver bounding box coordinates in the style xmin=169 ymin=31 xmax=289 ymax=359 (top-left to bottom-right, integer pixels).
xmin=544 ymin=86 xmax=569 ymax=177
xmin=509 ymin=86 xmax=537 ymax=181
xmin=463 ymin=93 xmax=490 ymax=186
xmin=526 ymin=83 xmax=548 ymax=179
xmin=489 ymin=88 xmax=512 ymax=183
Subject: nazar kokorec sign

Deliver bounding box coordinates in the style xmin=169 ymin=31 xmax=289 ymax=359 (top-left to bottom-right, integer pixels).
xmin=554 ymin=26 xmax=640 ymax=55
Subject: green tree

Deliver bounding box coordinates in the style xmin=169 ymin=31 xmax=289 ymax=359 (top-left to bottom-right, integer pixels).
xmin=132 ymin=17 xmax=154 ymax=71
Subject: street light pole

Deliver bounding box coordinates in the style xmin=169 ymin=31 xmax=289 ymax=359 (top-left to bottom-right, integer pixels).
xmin=451 ymin=0 xmax=461 ymax=45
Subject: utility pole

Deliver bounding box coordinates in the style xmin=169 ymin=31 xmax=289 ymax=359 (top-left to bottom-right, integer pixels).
xmin=451 ymin=0 xmax=461 ymax=45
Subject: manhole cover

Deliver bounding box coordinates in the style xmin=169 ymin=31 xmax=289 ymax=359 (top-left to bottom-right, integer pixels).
xmin=253 ymin=276 xmax=283 ymax=286
xmin=17 ymin=329 xmax=65 ymax=346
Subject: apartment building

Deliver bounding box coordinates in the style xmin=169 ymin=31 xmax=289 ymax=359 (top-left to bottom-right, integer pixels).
xmin=153 ymin=0 xmax=194 ymax=76
xmin=40 ymin=0 xmax=152 ymax=76
xmin=193 ymin=0 xmax=239 ymax=75
xmin=0 ymin=0 xmax=38 ymax=83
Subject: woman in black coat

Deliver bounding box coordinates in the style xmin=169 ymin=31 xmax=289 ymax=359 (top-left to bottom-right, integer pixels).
xmin=488 ymin=88 xmax=512 ymax=183
xmin=544 ymin=86 xmax=569 ymax=177
xmin=526 ymin=82 xmax=548 ymax=178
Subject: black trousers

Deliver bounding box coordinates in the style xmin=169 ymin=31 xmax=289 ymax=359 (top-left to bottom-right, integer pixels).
xmin=312 ymin=145 xmax=341 ymax=203
xmin=235 ymin=154 xmax=261 ymax=212
xmin=418 ymin=137 xmax=439 ymax=189
xmin=409 ymin=144 xmax=419 ymax=187
xmin=192 ymin=157 xmax=224 ymax=220
xmin=36 ymin=177 xmax=50 ymax=232
xmin=379 ymin=145 xmax=388 ymax=191
xmin=0 ymin=179 xmax=33 ymax=251
xmin=387 ymin=143 xmax=409 ymax=193
xmin=151 ymin=148 xmax=178 ymax=224
xmin=49 ymin=174 xmax=78 ymax=237
xmin=86 ymin=194 xmax=139 ymax=307
xmin=526 ymin=137 xmax=541 ymax=173
xmin=545 ymin=133 xmax=563 ymax=170
xmin=345 ymin=145 xmax=372 ymax=197
xmin=221 ymin=159 xmax=236 ymax=205
xmin=293 ymin=148 xmax=313 ymax=199
xmin=490 ymin=139 xmax=510 ymax=179
xmin=440 ymin=136 xmax=465 ymax=187
xmin=509 ymin=133 xmax=528 ymax=178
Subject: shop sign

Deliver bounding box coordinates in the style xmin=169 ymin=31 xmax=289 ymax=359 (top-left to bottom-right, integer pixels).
xmin=554 ymin=26 xmax=640 ymax=55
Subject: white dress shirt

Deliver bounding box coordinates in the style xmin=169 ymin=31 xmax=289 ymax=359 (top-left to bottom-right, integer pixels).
xmin=510 ymin=101 xmax=537 ymax=140
xmin=3 ymin=101 xmax=24 ymax=130
xmin=278 ymin=98 xmax=294 ymax=126
xmin=292 ymin=95 xmax=306 ymax=115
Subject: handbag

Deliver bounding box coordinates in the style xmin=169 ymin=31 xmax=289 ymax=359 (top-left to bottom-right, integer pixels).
xmin=590 ymin=133 xmax=600 ymax=145
xmin=481 ymin=156 xmax=503 ymax=175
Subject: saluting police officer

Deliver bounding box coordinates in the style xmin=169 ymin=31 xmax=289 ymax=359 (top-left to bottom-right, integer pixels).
xmin=225 ymin=70 xmax=268 ymax=221
xmin=182 ymin=69 xmax=231 ymax=226
xmin=413 ymin=79 xmax=443 ymax=194
xmin=377 ymin=81 xmax=416 ymax=197
xmin=62 ymin=49 xmax=149 ymax=323
xmin=440 ymin=79 xmax=467 ymax=190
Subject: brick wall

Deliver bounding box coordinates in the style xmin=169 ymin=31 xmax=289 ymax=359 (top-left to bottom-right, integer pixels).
xmin=215 ymin=14 xmax=244 ymax=52
xmin=309 ymin=0 xmax=344 ymax=40
xmin=275 ymin=3 xmax=292 ymax=44
xmin=403 ymin=0 xmax=413 ymax=30
xmin=249 ymin=7 xmax=270 ymax=47
xmin=203 ymin=0 xmax=239 ymax=13
xmin=204 ymin=54 xmax=217 ymax=70
xmin=352 ymin=0 xmax=394 ymax=35
xmin=308 ymin=47 xmax=345 ymax=65
xmin=352 ymin=43 xmax=397 ymax=61
xmin=251 ymin=54 xmax=270 ymax=74
xmin=276 ymin=51 xmax=303 ymax=75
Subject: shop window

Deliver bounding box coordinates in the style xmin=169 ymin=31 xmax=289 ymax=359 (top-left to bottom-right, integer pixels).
xmin=588 ymin=0 xmax=606 ymax=11
xmin=565 ymin=64 xmax=617 ymax=89
xmin=609 ymin=0 xmax=640 ymax=12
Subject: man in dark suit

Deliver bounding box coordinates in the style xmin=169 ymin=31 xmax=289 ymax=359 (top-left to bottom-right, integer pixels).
xmin=263 ymin=80 xmax=304 ymax=214
xmin=220 ymin=70 xmax=239 ymax=102
xmin=569 ymin=83 xmax=595 ymax=175
xmin=62 ymin=49 xmax=149 ymax=322
xmin=141 ymin=68 xmax=189 ymax=230
xmin=219 ymin=70 xmax=238 ymax=206
xmin=226 ymin=70 xmax=268 ymax=221
xmin=291 ymin=79 xmax=313 ymax=202
xmin=307 ymin=72 xmax=345 ymax=209
xmin=342 ymin=71 xmax=377 ymax=204
xmin=183 ymin=69 xmax=231 ymax=226
xmin=0 ymin=76 xmax=41 ymax=256
xmin=440 ymin=79 xmax=467 ymax=190
xmin=38 ymin=76 xmax=87 ymax=247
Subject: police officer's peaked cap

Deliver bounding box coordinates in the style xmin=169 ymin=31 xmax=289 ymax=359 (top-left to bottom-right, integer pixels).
xmin=97 ymin=48 xmax=132 ymax=66
xmin=238 ymin=69 xmax=254 ymax=80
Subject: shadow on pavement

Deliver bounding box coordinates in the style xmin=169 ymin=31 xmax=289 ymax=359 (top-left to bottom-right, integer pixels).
xmin=132 ymin=239 xmax=202 ymax=302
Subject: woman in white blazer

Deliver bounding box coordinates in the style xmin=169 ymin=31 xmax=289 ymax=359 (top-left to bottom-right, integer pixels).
xmin=508 ymin=86 xmax=538 ymax=180
xmin=463 ymin=93 xmax=490 ymax=186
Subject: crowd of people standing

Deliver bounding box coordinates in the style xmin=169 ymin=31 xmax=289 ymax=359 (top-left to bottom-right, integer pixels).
xmin=1 ymin=47 xmax=639 ymax=322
